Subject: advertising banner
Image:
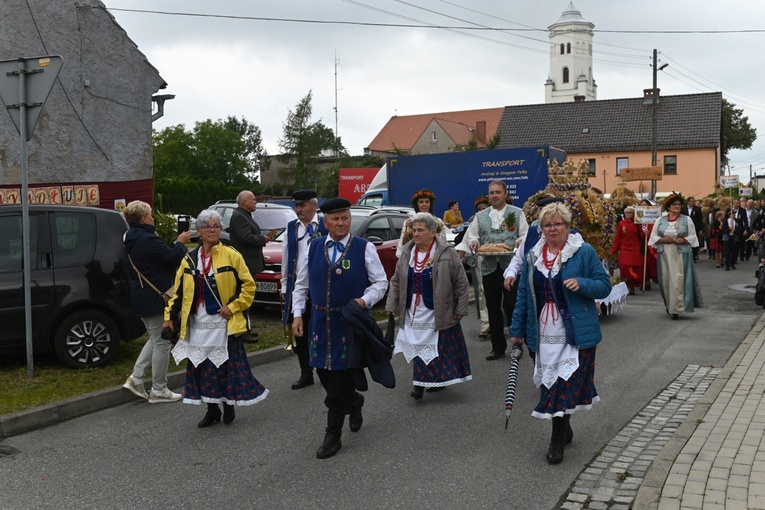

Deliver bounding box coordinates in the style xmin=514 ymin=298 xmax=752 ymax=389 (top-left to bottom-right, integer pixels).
xmin=338 ymin=167 xmax=378 ymax=203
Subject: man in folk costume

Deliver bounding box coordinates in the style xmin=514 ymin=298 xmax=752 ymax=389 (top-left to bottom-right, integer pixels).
xmin=460 ymin=180 xmax=528 ymax=361
xmin=281 ymin=189 xmax=328 ymax=390
xmin=292 ymin=198 xmax=388 ymax=459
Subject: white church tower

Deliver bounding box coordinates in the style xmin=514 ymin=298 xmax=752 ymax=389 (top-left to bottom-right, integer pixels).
xmin=545 ymin=2 xmax=597 ymax=103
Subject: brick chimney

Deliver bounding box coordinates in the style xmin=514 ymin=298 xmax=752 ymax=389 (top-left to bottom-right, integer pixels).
xmin=475 ymin=120 xmax=487 ymax=144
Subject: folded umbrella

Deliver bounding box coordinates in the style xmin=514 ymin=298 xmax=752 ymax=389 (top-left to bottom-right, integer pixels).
xmin=504 ymin=342 xmax=524 ymax=432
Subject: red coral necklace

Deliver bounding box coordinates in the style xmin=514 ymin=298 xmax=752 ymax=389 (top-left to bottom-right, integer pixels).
xmin=542 ymin=243 xmax=558 ymax=271
xmin=413 ymin=238 xmax=435 ymax=272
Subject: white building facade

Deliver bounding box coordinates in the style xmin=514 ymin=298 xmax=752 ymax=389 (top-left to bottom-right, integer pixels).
xmin=545 ymin=1 xmax=597 ymax=103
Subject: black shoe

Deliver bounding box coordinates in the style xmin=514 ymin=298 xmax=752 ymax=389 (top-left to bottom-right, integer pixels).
xmin=241 ymin=331 xmax=259 ymax=343
xmin=564 ymin=415 xmax=573 ymax=445
xmin=486 ymin=351 xmax=506 ymax=361
xmin=198 ymin=404 xmax=222 ymax=428
xmin=291 ymin=373 xmax=315 ymax=390
xmin=411 ymin=386 xmax=424 ymax=400
xmin=426 ymin=386 xmax=445 ymax=393
xmin=222 ymin=403 xmax=235 ymax=424
xmin=671 ymin=314 xmax=679 ymax=320
xmin=349 ymin=394 xmax=364 ymax=432
xmin=316 ymin=432 xmax=341 ymax=459
xmin=478 ymin=331 xmax=490 ymax=340
xmin=732 ymin=265 xmax=737 ymax=270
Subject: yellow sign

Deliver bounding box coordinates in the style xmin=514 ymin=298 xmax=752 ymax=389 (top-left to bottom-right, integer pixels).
xmin=621 ymin=166 xmax=663 ymax=182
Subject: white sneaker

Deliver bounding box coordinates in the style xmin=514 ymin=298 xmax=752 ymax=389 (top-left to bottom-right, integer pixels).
xmin=148 ymin=388 xmax=182 ymax=404
xmin=123 ymin=375 xmax=148 ymax=399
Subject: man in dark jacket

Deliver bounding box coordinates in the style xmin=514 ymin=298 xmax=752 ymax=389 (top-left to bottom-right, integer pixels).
xmin=687 ymin=197 xmax=704 ymax=261
xmin=229 ymin=190 xmax=276 ymax=342
xmin=122 ymin=200 xmax=190 ymax=403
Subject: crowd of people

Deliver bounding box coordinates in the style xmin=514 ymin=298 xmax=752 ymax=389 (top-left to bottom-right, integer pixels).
xmin=118 ymin=185 xmax=762 ymax=465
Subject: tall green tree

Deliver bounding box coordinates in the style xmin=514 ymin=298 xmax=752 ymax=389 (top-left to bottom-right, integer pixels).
xmin=721 ymin=98 xmax=757 ymax=170
xmin=278 ymin=91 xmax=346 ymax=189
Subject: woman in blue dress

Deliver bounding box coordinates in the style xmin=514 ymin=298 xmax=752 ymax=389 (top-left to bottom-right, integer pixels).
xmin=510 ymin=202 xmax=611 ymax=464
xmin=386 ymin=213 xmax=471 ymax=400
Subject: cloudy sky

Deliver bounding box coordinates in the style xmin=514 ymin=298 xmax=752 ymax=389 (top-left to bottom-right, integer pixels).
xmin=104 ymin=0 xmax=765 ymax=185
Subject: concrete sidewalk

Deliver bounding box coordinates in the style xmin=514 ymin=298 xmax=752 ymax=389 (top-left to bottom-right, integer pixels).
xmin=632 ymin=312 xmax=765 ymax=510
xmin=0 ymin=345 xmax=292 ymax=439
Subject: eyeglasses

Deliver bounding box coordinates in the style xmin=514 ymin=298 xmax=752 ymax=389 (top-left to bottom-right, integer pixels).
xmin=542 ymin=222 xmax=566 ymax=230
xmin=199 ymin=225 xmax=222 ymax=231
xmin=668 ymin=202 xmax=682 ymax=207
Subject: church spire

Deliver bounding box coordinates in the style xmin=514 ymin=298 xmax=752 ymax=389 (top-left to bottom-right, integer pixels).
xmin=545 ymin=2 xmax=597 ymax=103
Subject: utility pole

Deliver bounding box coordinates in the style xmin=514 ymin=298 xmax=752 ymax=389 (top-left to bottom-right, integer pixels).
xmin=650 ymin=49 xmax=668 ymax=200
xmin=333 ymin=50 xmax=339 ymax=158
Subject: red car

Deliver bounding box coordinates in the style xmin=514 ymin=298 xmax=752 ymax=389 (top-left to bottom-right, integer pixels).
xmin=253 ymin=206 xmax=411 ymax=306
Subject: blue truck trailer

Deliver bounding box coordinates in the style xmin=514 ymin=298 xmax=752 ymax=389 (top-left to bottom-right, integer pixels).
xmin=377 ymin=146 xmax=565 ymax=213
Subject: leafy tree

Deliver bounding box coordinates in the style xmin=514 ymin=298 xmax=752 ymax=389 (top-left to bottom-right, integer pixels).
xmin=721 ymin=99 xmax=757 ymax=170
xmin=278 ymin=91 xmax=346 ymax=189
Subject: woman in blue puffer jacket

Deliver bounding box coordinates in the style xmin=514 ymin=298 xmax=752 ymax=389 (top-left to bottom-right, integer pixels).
xmin=509 ymin=202 xmax=611 ymax=465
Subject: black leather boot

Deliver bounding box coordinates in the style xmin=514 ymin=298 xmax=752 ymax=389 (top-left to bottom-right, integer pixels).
xmin=349 ymin=393 xmax=364 ymax=432
xmin=563 ymin=414 xmax=573 ymax=444
xmin=546 ymin=417 xmax=566 ymax=464
xmin=198 ymin=403 xmax=222 ymax=428
xmin=316 ymin=410 xmax=344 ymax=459
xmin=291 ymin=338 xmax=314 ymax=389
xmin=223 ymin=403 xmax=236 ymax=424
xmin=411 ymin=385 xmax=424 ymax=400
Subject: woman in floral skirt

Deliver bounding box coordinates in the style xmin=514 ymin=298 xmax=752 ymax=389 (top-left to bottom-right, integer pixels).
xmin=386 ymin=213 xmax=471 ymax=400
xmin=165 ymin=209 xmax=268 ymax=428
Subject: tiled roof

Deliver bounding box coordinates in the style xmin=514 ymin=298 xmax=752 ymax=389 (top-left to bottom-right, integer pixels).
xmin=496 ymin=92 xmax=722 ymax=153
xmin=433 ymin=118 xmax=486 ymax=147
xmin=366 ymin=107 xmax=504 ymax=152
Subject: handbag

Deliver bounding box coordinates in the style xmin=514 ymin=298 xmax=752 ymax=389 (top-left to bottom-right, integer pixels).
xmin=128 ymin=254 xmax=174 ymax=303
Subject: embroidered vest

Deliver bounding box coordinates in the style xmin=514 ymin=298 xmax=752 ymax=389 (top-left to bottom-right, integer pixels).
xmin=476 ymin=205 xmax=522 ymax=275
xmin=654 ymin=215 xmax=692 ymax=254
xmin=306 ymin=235 xmax=369 ymax=370
xmin=282 ymin=217 xmax=327 ymax=323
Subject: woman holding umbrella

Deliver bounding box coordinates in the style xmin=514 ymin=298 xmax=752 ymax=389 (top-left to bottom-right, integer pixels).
xmin=648 ymin=193 xmax=703 ymax=320
xmin=509 ymin=202 xmax=611 ymax=464
xmin=386 ymin=212 xmax=472 ymax=400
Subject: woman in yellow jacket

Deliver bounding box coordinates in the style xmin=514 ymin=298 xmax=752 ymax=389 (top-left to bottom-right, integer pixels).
xmin=165 ymin=209 xmax=268 ymax=428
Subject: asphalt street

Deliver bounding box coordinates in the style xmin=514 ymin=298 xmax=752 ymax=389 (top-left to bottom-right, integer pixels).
xmin=0 ymin=255 xmax=760 ymax=510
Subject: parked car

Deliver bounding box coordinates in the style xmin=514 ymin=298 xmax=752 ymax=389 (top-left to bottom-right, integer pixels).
xmin=250 ymin=206 xmax=411 ymax=306
xmin=207 ymin=200 xmax=297 ymax=244
xmin=0 ymin=205 xmax=146 ymax=368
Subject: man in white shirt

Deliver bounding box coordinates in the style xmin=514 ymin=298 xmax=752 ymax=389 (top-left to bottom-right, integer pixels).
xmin=281 ymin=189 xmax=327 ymax=390
xmin=292 ymin=198 xmax=388 ymax=459
xmin=458 ymin=181 xmax=528 ymax=361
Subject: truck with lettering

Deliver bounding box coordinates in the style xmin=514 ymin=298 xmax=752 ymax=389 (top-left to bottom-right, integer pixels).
xmin=357 ymin=146 xmax=565 ymax=212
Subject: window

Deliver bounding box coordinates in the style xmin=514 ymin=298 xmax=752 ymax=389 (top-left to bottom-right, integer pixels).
xmin=616 ymin=157 xmax=629 ymax=176
xmin=664 ymin=155 xmax=677 ymax=174
xmin=587 ymin=159 xmax=596 ymax=176
xmin=560 ymin=43 xmax=564 ymax=55
xmin=566 ymin=42 xmax=571 ymax=54
xmin=562 ymin=67 xmax=569 ymax=83
xmin=390 ymin=215 xmax=406 ymax=239
xmin=363 ymin=217 xmax=392 ymax=241
xmin=0 ymin=214 xmax=38 ymax=273
xmin=51 ymin=212 xmax=95 ymax=267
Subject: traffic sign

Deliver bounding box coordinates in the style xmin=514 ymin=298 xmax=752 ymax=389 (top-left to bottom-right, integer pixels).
xmin=0 ymin=56 xmax=62 ymax=141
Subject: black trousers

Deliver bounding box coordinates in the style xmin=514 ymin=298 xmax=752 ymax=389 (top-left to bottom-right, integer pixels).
xmin=292 ymin=304 xmax=313 ymax=375
xmin=745 ymin=239 xmax=756 ymax=260
xmin=723 ymin=239 xmax=734 ymax=269
xmin=482 ymin=267 xmax=517 ymax=355
xmin=316 ymin=368 xmax=357 ymax=415
xmin=734 ymin=235 xmax=745 ymax=261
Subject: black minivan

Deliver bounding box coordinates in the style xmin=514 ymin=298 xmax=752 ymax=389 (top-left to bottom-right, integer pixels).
xmin=0 ymin=205 xmax=145 ymax=368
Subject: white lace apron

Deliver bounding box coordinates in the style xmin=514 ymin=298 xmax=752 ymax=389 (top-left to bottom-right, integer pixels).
xmin=394 ymin=243 xmax=439 ymax=365
xmin=531 ymin=236 xmax=580 ymax=389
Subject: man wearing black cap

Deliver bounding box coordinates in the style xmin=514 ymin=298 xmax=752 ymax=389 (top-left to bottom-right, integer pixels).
xmin=229 ymin=190 xmax=277 ymax=342
xmin=292 ymin=198 xmax=388 ymax=459
xmin=281 ymin=189 xmax=328 ymax=389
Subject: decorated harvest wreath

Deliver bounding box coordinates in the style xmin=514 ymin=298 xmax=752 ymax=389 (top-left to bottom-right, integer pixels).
xmin=608 ymin=183 xmax=639 ymax=214
xmin=410 ymin=189 xmax=436 ymax=210
xmin=523 ymin=159 xmax=618 ymax=261
xmin=661 ymin=191 xmax=686 ymax=211
xmin=474 ymin=195 xmax=489 ymax=211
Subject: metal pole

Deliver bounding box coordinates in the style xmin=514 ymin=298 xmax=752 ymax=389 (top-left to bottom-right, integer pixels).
xmin=18 ymin=59 xmax=34 ymax=378
xmin=651 ymin=49 xmax=658 ymax=199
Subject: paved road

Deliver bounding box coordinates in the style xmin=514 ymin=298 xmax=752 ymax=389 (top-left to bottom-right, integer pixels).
xmin=0 ymin=256 xmax=760 ymax=510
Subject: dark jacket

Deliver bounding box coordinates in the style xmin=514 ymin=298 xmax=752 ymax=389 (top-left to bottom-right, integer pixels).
xmin=229 ymin=206 xmax=268 ymax=275
xmin=341 ymin=300 xmax=396 ymax=391
xmin=688 ymin=205 xmax=704 ymax=235
xmin=124 ymin=223 xmax=187 ymax=317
